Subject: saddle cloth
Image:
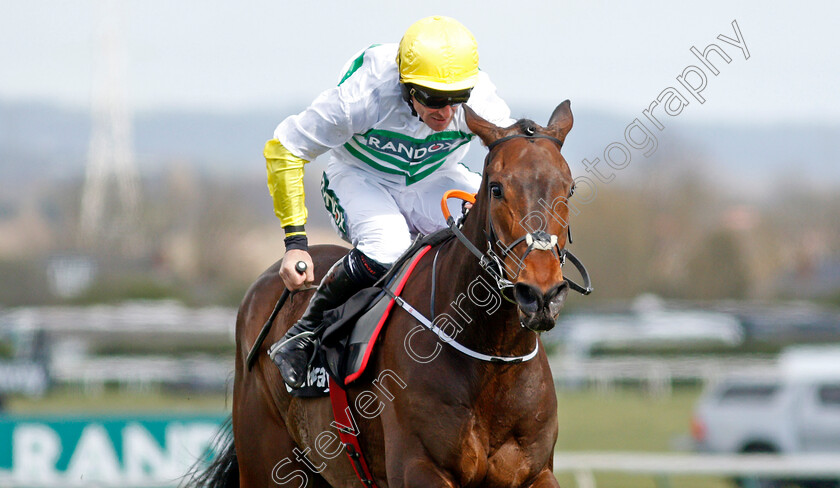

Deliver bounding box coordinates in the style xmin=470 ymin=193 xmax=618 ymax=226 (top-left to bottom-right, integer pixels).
xmin=287 ymin=229 xmax=451 ymax=397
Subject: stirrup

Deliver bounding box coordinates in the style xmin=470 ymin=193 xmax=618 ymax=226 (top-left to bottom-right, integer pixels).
xmin=267 ymin=330 xmax=316 ymax=361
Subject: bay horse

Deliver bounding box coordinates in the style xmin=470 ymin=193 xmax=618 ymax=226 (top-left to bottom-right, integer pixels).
xmin=192 ymin=100 xmax=582 ymax=487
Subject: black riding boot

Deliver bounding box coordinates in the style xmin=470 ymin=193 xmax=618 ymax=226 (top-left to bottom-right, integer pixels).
xmin=269 ymin=249 xmax=386 ymax=388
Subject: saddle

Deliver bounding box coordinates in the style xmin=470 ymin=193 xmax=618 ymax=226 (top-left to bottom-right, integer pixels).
xmin=287 ymin=229 xmax=453 ymax=398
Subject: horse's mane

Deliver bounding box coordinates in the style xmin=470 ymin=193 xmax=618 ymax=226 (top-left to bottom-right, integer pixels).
xmin=511 ymin=118 xmax=539 ymax=134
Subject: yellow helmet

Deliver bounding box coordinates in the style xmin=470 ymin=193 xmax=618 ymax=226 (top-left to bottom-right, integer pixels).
xmin=397 ymin=16 xmax=479 ymax=92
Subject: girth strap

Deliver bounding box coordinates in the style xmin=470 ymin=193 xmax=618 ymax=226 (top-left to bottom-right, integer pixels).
xmin=329 ymin=378 xmax=378 ymax=487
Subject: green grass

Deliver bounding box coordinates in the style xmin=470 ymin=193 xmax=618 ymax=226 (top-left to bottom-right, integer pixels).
xmin=555 ymin=385 xmax=733 ymax=488
xmin=556 ymin=386 xmax=699 ymax=452
xmin=554 ymin=473 xmax=733 ymax=488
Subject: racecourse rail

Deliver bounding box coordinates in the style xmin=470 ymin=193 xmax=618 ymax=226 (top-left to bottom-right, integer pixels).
xmin=550 ymin=354 xmax=776 ymax=396
xmin=1 ymin=303 xmax=778 ymax=394
xmin=552 ymin=452 xmax=840 ymax=488
xmin=1 ymin=452 xmax=839 ymax=487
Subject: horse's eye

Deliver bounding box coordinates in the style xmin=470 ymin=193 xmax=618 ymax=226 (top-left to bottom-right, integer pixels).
xmin=489 ymin=182 xmax=503 ymax=199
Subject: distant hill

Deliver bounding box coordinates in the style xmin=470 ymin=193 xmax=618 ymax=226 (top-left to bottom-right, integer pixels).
xmin=2 ymin=99 xmax=839 ymax=199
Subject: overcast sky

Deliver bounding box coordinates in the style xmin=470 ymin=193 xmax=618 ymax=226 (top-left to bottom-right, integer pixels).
xmin=1 ymin=0 xmax=838 ymax=125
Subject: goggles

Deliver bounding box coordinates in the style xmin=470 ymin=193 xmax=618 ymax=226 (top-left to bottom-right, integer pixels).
xmin=409 ymin=85 xmax=472 ymax=109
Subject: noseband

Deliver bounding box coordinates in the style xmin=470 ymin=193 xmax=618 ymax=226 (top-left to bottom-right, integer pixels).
xmin=446 ymin=131 xmax=593 ymax=299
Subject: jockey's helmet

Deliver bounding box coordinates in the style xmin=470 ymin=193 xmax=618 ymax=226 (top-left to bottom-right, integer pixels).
xmin=397 ymin=16 xmax=479 ymax=98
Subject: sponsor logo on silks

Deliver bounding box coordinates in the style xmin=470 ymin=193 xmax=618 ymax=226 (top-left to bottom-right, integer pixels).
xmin=321 ymin=173 xmax=348 ymax=239
xmin=343 ymin=128 xmax=474 ymax=185
xmin=366 ymin=133 xmax=463 ymax=160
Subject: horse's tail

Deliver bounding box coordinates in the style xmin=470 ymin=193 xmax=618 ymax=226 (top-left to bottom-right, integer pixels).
xmin=181 ymin=416 xmax=239 ymax=488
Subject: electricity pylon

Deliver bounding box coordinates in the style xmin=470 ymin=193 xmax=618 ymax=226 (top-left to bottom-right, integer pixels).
xmin=79 ymin=0 xmax=140 ymax=253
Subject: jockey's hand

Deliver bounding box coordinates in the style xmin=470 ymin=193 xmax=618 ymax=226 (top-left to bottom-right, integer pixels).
xmin=280 ymin=249 xmax=315 ymax=291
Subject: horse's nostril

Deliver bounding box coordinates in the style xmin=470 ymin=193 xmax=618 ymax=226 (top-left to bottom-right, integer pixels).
xmin=514 ymin=283 xmax=542 ymax=316
xmin=546 ymin=282 xmax=569 ymax=316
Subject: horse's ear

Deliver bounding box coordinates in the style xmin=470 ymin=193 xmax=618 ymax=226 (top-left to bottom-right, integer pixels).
xmin=464 ymin=104 xmax=505 ymax=147
xmin=547 ymin=100 xmax=573 ymax=141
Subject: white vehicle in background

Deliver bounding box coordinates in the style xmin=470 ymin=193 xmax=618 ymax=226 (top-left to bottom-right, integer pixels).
xmin=692 ymin=346 xmax=840 ymax=487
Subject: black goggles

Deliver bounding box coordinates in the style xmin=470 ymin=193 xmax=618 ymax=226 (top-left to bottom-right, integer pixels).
xmin=409 ymin=85 xmax=472 ymax=109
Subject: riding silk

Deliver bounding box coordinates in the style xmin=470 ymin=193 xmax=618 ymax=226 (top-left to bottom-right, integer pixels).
xmin=320 ymin=159 xmax=479 ymax=263
xmin=275 ymin=43 xmax=514 ymax=186
xmin=269 ymin=44 xmax=515 ymax=264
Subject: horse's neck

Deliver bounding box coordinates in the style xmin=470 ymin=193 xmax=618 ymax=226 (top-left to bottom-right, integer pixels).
xmin=434 ymin=201 xmax=535 ymax=358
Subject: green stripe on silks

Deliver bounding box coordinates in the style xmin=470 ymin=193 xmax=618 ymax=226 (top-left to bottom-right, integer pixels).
xmin=343 ymin=141 xmax=456 ymax=186
xmin=343 ymin=142 xmax=405 ymax=177
xmin=338 ymin=44 xmax=381 ymax=86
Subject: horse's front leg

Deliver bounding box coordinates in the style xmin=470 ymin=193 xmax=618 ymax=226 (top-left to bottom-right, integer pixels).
xmin=387 ymin=456 xmax=457 ymax=488
xmin=526 ymin=468 xmax=561 ymax=488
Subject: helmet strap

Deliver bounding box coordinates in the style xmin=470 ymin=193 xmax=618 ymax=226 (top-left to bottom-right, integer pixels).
xmin=400 ymin=83 xmax=419 ymax=118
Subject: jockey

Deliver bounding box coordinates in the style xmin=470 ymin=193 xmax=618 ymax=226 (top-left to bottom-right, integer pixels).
xmin=266 ymin=15 xmax=515 ymax=389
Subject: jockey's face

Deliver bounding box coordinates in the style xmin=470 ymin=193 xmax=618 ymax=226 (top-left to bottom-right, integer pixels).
xmin=412 ymin=97 xmax=458 ymax=132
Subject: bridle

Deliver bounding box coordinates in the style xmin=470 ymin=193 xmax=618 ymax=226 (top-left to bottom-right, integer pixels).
xmin=445 ymin=130 xmax=593 ymax=300
xmin=401 ymin=129 xmax=592 ymax=364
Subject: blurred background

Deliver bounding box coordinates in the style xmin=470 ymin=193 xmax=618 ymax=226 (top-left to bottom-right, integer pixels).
xmin=1 ymin=1 xmax=840 ymax=486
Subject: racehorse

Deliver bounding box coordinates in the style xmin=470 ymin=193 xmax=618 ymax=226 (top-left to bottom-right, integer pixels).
xmin=191 ymin=100 xmax=582 ymax=487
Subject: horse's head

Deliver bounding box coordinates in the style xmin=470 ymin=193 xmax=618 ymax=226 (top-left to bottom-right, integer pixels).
xmin=465 ymin=101 xmax=578 ymax=332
